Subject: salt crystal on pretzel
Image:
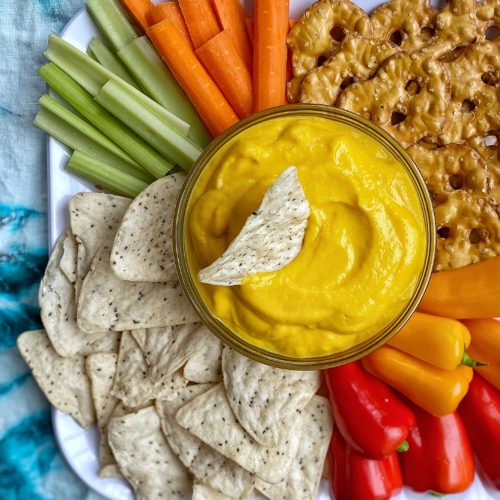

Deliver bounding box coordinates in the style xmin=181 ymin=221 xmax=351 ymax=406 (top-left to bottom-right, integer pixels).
xmin=438 ymin=41 xmax=499 ymax=145
xmin=370 ymin=0 xmax=437 ymax=52
xmin=287 ymin=0 xmax=372 ymax=102
xmin=300 ymin=35 xmax=400 ymax=105
xmin=337 ymin=51 xmax=450 ymax=147
xmin=408 ymin=143 xmax=500 ymax=271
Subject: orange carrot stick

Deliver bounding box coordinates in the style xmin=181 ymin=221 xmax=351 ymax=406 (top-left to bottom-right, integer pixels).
xmin=196 ymin=31 xmax=252 ymax=119
xmin=119 ymin=0 xmax=152 ymax=31
xmin=146 ymin=2 xmax=193 ymax=48
xmin=212 ymin=0 xmax=252 ymax=72
xmin=245 ymin=18 xmax=254 ymax=46
xmin=147 ymin=20 xmax=238 ymax=137
xmin=178 ymin=0 xmax=220 ymax=49
xmin=253 ymin=0 xmax=290 ymax=112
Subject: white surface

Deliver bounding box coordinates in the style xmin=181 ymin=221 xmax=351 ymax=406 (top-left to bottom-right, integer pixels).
xmin=48 ymin=3 xmax=500 ymax=500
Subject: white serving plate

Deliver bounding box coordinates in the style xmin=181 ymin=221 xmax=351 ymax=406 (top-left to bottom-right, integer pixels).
xmin=48 ymin=2 xmax=500 ymax=499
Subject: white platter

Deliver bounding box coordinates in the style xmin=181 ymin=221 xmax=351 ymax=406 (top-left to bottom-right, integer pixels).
xmin=48 ymin=2 xmax=500 ymax=500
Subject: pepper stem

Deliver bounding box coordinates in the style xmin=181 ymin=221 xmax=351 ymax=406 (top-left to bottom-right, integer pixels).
xmin=396 ymin=440 xmax=409 ymax=453
xmin=461 ymin=351 xmax=488 ymax=367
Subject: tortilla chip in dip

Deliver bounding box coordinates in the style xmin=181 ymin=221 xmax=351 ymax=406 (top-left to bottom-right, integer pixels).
xmin=198 ymin=166 xmax=310 ymax=286
xmin=222 ymin=347 xmax=321 ymax=448
xmin=175 ymin=383 xmax=303 ymax=484
xmin=111 ymin=173 xmax=185 ymax=283
xmin=156 ymin=385 xmax=255 ymax=498
xmin=17 ymin=330 xmax=95 ymax=427
xmin=108 ymin=407 xmax=191 ymax=500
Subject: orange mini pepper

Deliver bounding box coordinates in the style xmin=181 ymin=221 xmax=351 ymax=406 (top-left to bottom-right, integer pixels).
xmin=362 ymin=346 xmax=473 ymax=417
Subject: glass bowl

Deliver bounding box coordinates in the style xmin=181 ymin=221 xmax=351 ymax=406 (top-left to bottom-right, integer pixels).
xmin=174 ymin=105 xmax=436 ymax=370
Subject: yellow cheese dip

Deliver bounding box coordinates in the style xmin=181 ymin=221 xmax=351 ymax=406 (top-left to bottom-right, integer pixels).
xmin=187 ymin=116 xmax=427 ymax=357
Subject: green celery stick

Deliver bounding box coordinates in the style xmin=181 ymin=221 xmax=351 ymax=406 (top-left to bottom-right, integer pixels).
xmin=38 ymin=63 xmax=173 ymax=178
xmin=118 ymin=36 xmax=210 ymax=147
xmin=67 ymin=150 xmax=149 ymax=198
xmin=34 ymin=108 xmax=154 ymax=183
xmin=96 ymin=79 xmax=202 ymax=170
xmin=86 ymin=0 xmax=138 ymax=52
xmin=87 ymin=37 xmax=139 ymax=88
xmin=45 ymin=34 xmax=190 ymax=135
xmin=39 ymin=94 xmax=140 ymax=166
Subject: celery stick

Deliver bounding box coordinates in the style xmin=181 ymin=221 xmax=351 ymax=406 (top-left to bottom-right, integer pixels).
xmin=67 ymin=150 xmax=148 ymax=198
xmin=87 ymin=37 xmax=139 ymax=88
xmin=86 ymin=0 xmax=138 ymax=52
xmin=38 ymin=63 xmax=173 ymax=178
xmin=45 ymin=34 xmax=190 ymax=135
xmin=35 ymin=108 xmax=154 ymax=183
xmin=39 ymin=94 xmax=139 ymax=167
xmin=86 ymin=47 xmax=98 ymax=61
xmin=96 ymin=80 xmax=202 ymax=170
xmin=118 ymin=36 xmax=210 ymax=147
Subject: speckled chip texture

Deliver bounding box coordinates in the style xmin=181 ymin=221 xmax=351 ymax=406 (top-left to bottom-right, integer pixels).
xmin=69 ymin=193 xmax=130 ymax=298
xmin=183 ymin=333 xmax=223 ymax=383
xmin=192 ymin=483 xmax=234 ymax=500
xmin=17 ymin=330 xmax=95 ymax=428
xmin=176 ymin=383 xmax=304 ymax=484
xmin=86 ymin=353 xmax=121 ymax=478
xmin=77 ymin=331 xmax=121 ymax=357
xmin=198 ymin=166 xmax=310 ymax=286
xmin=39 ymin=233 xmax=106 ymax=357
xmin=111 ymin=174 xmax=185 ymax=283
xmin=156 ymin=385 xmax=255 ymax=498
xmin=222 ymin=347 xmax=321 ymax=448
xmin=108 ymin=407 xmax=192 ymax=500
xmin=78 ymin=245 xmax=198 ymax=334
xmin=255 ymin=395 xmax=333 ymax=500
xmin=131 ymin=323 xmax=209 ymax=382
xmin=59 ymin=229 xmax=78 ymax=285
xmin=111 ymin=332 xmax=187 ymax=408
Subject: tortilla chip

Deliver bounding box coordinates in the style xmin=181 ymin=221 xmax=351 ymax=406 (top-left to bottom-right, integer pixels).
xmin=192 ymin=483 xmax=235 ymax=500
xmin=59 ymin=229 xmax=77 ymax=285
xmin=86 ymin=353 xmax=121 ymax=478
xmin=39 ymin=233 xmax=106 ymax=357
xmin=17 ymin=330 xmax=95 ymax=427
xmin=156 ymin=385 xmax=254 ymax=498
xmin=69 ymin=192 xmax=130 ymax=299
xmin=111 ymin=174 xmax=185 ymax=283
xmin=77 ymin=331 xmax=121 ymax=357
xmin=132 ymin=323 xmax=215 ymax=382
xmin=176 ymin=383 xmax=303 ymax=484
xmin=111 ymin=332 xmax=187 ymax=408
xmin=108 ymin=407 xmax=191 ymax=499
xmin=255 ymin=396 xmax=333 ymax=500
xmin=183 ymin=333 xmax=223 ymax=384
xmin=222 ymin=347 xmax=320 ymax=448
xmin=198 ymin=166 xmax=310 ymax=286
xmin=78 ymin=246 xmax=198 ymax=334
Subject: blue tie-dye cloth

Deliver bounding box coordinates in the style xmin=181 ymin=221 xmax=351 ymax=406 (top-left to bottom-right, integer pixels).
xmin=0 ymin=2 xmax=102 ymax=499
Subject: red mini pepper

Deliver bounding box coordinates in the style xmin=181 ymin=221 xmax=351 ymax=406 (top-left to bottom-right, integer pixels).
xmin=459 ymin=373 xmax=500 ymax=489
xmin=325 ymin=361 xmax=415 ymax=459
xmin=400 ymin=405 xmax=475 ymax=494
xmin=330 ymin=429 xmax=403 ymax=500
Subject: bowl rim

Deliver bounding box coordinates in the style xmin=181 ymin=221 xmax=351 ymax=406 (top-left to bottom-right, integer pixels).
xmin=173 ymin=104 xmax=436 ymax=370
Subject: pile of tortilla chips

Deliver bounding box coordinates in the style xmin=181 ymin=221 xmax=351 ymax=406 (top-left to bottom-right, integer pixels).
xmin=17 ymin=174 xmax=333 ymax=500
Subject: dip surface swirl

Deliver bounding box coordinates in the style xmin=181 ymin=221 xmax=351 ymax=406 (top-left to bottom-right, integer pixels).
xmin=187 ymin=116 xmax=427 ymax=357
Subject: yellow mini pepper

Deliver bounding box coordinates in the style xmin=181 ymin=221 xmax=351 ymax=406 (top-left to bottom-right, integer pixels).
xmin=463 ymin=319 xmax=500 ymax=391
xmin=389 ymin=312 xmax=471 ymax=371
xmin=362 ymin=346 xmax=473 ymax=417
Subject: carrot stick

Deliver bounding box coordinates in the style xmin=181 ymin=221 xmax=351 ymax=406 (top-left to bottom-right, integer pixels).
xmin=119 ymin=0 xmax=152 ymax=31
xmin=253 ymin=0 xmax=290 ymax=112
xmin=212 ymin=0 xmax=252 ymax=72
xmin=178 ymin=0 xmax=220 ymax=49
xmin=245 ymin=18 xmax=254 ymax=46
xmin=196 ymin=31 xmax=252 ymax=119
xmin=146 ymin=2 xmax=193 ymax=48
xmin=147 ymin=20 xmax=238 ymax=137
